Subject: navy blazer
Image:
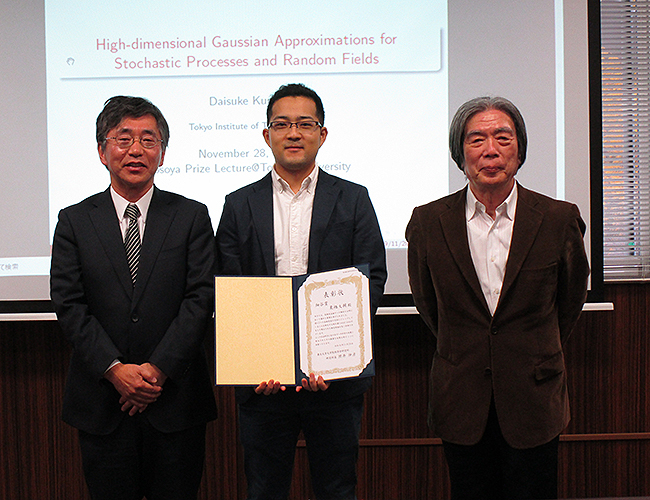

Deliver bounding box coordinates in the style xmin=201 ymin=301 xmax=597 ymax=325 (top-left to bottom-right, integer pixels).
xmin=215 ymin=169 xmax=387 ymax=402
xmin=50 ymin=187 xmax=217 ymax=435
xmin=406 ymin=185 xmax=590 ymax=448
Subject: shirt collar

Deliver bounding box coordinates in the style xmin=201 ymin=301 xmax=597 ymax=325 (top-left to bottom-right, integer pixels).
xmin=110 ymin=185 xmax=154 ymax=221
xmin=465 ymin=182 xmax=518 ymax=222
xmin=271 ymin=164 xmax=319 ymax=195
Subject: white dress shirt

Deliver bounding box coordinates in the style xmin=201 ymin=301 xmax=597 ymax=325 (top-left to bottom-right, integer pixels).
xmin=110 ymin=185 xmax=154 ymax=241
xmin=465 ymin=183 xmax=518 ymax=316
xmin=272 ymin=166 xmax=319 ymax=276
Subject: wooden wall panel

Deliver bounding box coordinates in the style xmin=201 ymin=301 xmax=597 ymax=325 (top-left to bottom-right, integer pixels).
xmin=0 ymin=321 xmax=87 ymax=500
xmin=361 ymin=314 xmax=436 ymax=441
xmin=559 ymin=439 xmax=650 ymax=498
xmin=564 ymin=284 xmax=650 ymax=435
xmin=1 ymin=282 xmax=650 ymax=499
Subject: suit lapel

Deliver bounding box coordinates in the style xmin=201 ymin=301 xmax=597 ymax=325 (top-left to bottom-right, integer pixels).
xmin=89 ymin=189 xmax=133 ymax=297
xmin=308 ymin=170 xmax=339 ymax=272
xmin=135 ymin=187 xmax=174 ymax=303
xmin=498 ymin=186 xmax=544 ymax=309
xmin=439 ymin=188 xmax=490 ymax=313
xmin=248 ymin=174 xmax=275 ymax=275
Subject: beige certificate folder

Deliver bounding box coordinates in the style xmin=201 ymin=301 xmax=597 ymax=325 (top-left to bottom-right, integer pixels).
xmin=214 ymin=276 xmax=296 ymax=385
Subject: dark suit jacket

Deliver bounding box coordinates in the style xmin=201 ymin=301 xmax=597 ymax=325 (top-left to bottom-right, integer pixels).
xmin=216 ymin=169 xmax=387 ymax=403
xmin=406 ymin=184 xmax=589 ymax=449
xmin=50 ymin=187 xmax=217 ymax=435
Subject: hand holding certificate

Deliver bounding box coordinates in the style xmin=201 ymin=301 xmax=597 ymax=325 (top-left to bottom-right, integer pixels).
xmin=214 ymin=266 xmax=374 ymax=386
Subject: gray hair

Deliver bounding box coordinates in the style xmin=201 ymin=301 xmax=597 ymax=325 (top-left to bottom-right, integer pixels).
xmin=449 ymin=96 xmax=527 ymax=171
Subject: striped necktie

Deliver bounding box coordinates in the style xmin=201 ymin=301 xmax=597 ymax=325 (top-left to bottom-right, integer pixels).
xmin=124 ymin=203 xmax=141 ymax=286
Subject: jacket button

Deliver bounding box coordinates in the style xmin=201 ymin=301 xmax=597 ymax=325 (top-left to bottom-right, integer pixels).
xmin=131 ymin=314 xmax=139 ymax=323
xmin=484 ymin=368 xmax=492 ymax=377
xmin=491 ymin=327 xmax=498 ymax=335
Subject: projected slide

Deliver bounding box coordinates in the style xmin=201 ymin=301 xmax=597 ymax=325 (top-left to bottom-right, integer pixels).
xmin=43 ymin=0 xmax=448 ymax=288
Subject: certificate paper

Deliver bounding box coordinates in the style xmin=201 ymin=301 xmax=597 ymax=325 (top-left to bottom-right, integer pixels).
xmin=214 ymin=266 xmax=373 ymax=385
xmin=297 ymin=267 xmax=372 ymax=380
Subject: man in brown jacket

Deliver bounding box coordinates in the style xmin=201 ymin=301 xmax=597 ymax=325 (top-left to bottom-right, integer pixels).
xmin=406 ymin=96 xmax=589 ymax=499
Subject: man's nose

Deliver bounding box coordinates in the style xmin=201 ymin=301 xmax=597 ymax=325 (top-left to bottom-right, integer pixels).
xmin=128 ymin=139 xmax=145 ymax=154
xmin=286 ymin=124 xmax=303 ymax=138
xmin=484 ymin=136 xmax=499 ymax=155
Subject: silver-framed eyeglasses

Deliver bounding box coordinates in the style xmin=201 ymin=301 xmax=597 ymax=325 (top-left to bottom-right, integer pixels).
xmin=106 ymin=135 xmax=163 ymax=149
xmin=267 ymin=120 xmax=322 ymax=133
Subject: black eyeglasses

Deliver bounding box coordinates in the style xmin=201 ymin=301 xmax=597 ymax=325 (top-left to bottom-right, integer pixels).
xmin=267 ymin=120 xmax=322 ymax=133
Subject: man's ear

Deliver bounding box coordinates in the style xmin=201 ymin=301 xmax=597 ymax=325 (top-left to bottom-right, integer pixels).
xmin=98 ymin=143 xmax=108 ymax=168
xmin=263 ymin=127 xmax=271 ymax=148
xmin=318 ymin=126 xmax=328 ymax=148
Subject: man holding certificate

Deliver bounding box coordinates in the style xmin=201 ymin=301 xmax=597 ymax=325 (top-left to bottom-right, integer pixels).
xmin=215 ymin=83 xmax=387 ymax=500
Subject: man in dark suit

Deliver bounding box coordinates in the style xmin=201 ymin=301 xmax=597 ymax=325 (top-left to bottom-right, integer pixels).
xmin=50 ymin=96 xmax=217 ymax=500
xmin=216 ymin=83 xmax=387 ymax=500
xmin=406 ymin=96 xmax=590 ymax=499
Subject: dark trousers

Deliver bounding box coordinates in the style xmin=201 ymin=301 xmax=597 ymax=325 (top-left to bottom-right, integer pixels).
xmin=238 ymin=391 xmax=365 ymax=500
xmin=78 ymin=415 xmax=207 ymax=500
xmin=442 ymin=400 xmax=559 ymax=500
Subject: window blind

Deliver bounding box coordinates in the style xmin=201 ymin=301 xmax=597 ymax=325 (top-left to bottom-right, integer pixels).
xmin=601 ymin=0 xmax=650 ymax=280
